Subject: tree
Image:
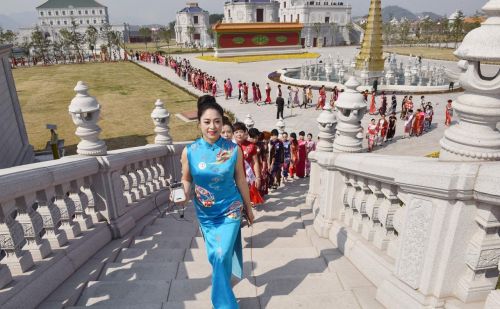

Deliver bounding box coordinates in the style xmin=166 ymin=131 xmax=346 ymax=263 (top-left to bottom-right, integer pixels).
xmin=209 ymin=14 xmax=224 ymax=25
xmin=420 ymin=16 xmax=433 ymax=47
xmin=69 ymin=20 xmax=85 ymax=62
xmin=59 ymin=28 xmax=73 ymax=59
xmin=100 ymin=22 xmax=113 ymax=60
xmin=85 ymin=25 xmax=98 ymax=59
xmin=330 ymin=22 xmax=338 ymax=46
xmin=398 ymin=18 xmax=411 ymax=46
xmin=450 ymin=10 xmax=465 ymax=48
xmin=313 ymin=23 xmax=322 ymax=47
xmin=139 ymin=27 xmax=152 ymax=49
xmin=0 ymin=29 xmax=17 ymax=46
xmin=30 ymin=27 xmax=50 ymax=61
xmin=109 ymin=31 xmax=122 ymax=60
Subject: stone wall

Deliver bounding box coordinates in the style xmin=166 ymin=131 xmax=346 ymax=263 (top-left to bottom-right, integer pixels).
xmin=0 ymin=45 xmax=34 ymax=169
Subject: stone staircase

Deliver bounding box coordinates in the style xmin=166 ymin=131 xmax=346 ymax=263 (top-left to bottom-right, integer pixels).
xmin=60 ymin=178 xmax=381 ymax=308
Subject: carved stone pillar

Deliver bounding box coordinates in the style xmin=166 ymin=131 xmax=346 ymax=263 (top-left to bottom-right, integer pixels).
xmin=151 ymin=99 xmax=172 ymax=145
xmin=351 ymin=178 xmax=370 ymax=233
xmin=373 ymin=184 xmax=399 ymax=252
xmin=362 ymin=180 xmax=383 ymax=241
xmin=81 ymin=176 xmax=101 ymax=223
xmin=456 ymin=202 xmax=500 ymax=302
xmin=35 ymin=189 xmax=68 ymax=248
xmin=440 ymin=0 xmax=500 ymax=161
xmin=333 ymin=77 xmax=366 ymax=153
xmin=0 ymin=204 xmax=34 ymax=274
xmin=68 ymin=81 xmax=107 ymax=156
xmin=14 ymin=196 xmax=52 ymax=260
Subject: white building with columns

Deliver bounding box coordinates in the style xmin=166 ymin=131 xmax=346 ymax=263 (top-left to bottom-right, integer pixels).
xmin=175 ymin=2 xmax=211 ymax=47
xmin=222 ymin=0 xmax=357 ymax=47
xmin=17 ymin=0 xmax=128 ymax=51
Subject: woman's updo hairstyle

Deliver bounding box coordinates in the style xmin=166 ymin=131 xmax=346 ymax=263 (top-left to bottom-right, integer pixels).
xmin=197 ymin=95 xmax=224 ymax=121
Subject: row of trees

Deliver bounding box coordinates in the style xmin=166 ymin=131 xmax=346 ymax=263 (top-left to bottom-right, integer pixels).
xmin=381 ymin=11 xmax=481 ymax=48
xmin=17 ymin=21 xmax=123 ymax=64
xmin=0 ymin=28 xmax=17 ymax=45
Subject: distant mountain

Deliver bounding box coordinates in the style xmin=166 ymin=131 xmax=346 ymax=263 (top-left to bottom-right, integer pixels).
xmin=381 ymin=6 xmax=446 ymax=22
xmin=0 ymin=11 xmax=37 ymax=30
xmin=382 ymin=5 xmax=416 ymax=22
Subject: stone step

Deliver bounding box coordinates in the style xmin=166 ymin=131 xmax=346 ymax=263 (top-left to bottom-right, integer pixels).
xmin=99 ymin=262 xmax=179 ymax=281
xmin=176 ymin=261 xmax=252 ymax=279
xmin=163 ymin=298 xmax=259 ymax=309
xmin=117 ymin=248 xmax=186 ymax=263
xmin=76 ymin=280 xmax=170 ymax=307
xmin=255 ymin=273 xmax=344 ymax=298
xmin=250 ymin=247 xmax=319 ymax=262
xmin=167 ymin=277 xmax=256 ymax=302
xmin=260 ymin=291 xmax=361 ymax=309
xmin=131 ymin=236 xmax=194 ymax=249
xmin=141 ymin=225 xmax=200 ymax=238
xmin=244 ymin=236 xmax=313 ymax=248
xmin=68 ymin=303 xmax=162 ymax=309
xmin=252 ymin=257 xmax=329 ymax=277
xmin=183 ymin=248 xmax=252 ymax=262
xmin=250 ymin=226 xmax=307 ymax=238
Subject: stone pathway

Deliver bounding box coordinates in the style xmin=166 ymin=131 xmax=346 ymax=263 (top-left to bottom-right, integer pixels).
xmin=51 ymin=178 xmax=381 ymax=308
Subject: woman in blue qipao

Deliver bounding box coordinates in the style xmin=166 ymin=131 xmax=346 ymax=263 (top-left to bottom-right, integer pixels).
xmin=178 ymin=95 xmax=255 ymax=309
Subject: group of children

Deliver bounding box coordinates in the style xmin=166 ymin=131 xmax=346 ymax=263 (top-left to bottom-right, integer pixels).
xmin=221 ymin=119 xmax=317 ymax=206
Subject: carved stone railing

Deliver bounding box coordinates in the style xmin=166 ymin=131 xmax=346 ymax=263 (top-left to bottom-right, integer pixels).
xmin=0 ymin=143 xmax=187 ymax=308
xmin=309 ymin=151 xmax=500 ymax=308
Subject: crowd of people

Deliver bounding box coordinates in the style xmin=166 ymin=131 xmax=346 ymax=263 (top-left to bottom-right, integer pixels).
xmin=220 ymin=116 xmax=317 ymax=207
xmin=364 ymin=91 xmax=454 ymax=152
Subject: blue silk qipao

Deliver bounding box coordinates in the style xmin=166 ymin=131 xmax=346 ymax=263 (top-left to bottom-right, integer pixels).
xmin=187 ymin=137 xmax=244 ymax=309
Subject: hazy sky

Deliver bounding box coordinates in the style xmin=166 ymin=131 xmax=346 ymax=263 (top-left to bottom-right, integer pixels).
xmin=1 ymin=0 xmax=487 ymax=25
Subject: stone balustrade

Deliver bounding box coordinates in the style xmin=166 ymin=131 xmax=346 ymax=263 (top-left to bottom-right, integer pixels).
xmin=309 ymin=151 xmax=500 ymax=308
xmin=0 ymin=143 xmax=187 ymax=308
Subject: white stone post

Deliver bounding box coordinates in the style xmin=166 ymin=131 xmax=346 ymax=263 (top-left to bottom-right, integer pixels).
xmin=440 ymin=1 xmax=500 ymax=161
xmin=316 ymin=103 xmax=337 ymax=152
xmin=333 ymin=77 xmax=367 ymax=153
xmin=276 ymin=118 xmax=286 ymax=135
xmin=150 ymin=99 xmax=172 ymax=145
xmin=244 ymin=114 xmax=255 ymax=129
xmin=68 ymin=81 xmax=107 ymax=156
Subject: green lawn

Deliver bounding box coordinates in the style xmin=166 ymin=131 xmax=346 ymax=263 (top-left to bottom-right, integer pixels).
xmin=384 ymin=46 xmax=458 ymax=62
xmin=13 ymin=61 xmax=199 ymax=154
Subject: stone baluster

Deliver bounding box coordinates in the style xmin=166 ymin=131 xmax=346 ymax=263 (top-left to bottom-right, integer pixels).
xmin=81 ymin=176 xmax=100 ymax=223
xmin=128 ymin=168 xmax=142 ymax=200
xmin=351 ymin=178 xmax=370 ymax=233
xmin=343 ymin=175 xmax=357 ymax=227
xmin=52 ymin=184 xmax=81 ymax=239
xmin=0 ymin=203 xmax=34 ymax=274
xmin=120 ymin=173 xmax=134 ymax=205
xmin=373 ymin=184 xmax=400 ymax=252
xmin=68 ymin=179 xmax=93 ymax=231
xmin=35 ymin=189 xmax=68 ymax=249
xmin=440 ymin=0 xmax=500 ymax=161
xmin=150 ymin=159 xmax=162 ymax=191
xmin=362 ymin=180 xmax=384 ymax=242
xmin=14 ymin=195 xmax=52 ymax=260
xmin=333 ymin=77 xmax=366 ymax=153
xmin=151 ymin=99 xmax=172 ymax=145
xmin=0 ymin=264 xmax=12 ymax=289
xmin=68 ymin=81 xmax=107 ymax=156
xmin=143 ymin=161 xmax=155 ymax=193
xmin=456 ymin=202 xmax=500 ymax=302
xmin=136 ymin=163 xmax=150 ymax=196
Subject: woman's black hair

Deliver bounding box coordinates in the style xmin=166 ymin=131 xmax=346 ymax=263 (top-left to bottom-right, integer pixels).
xmin=248 ymin=128 xmax=260 ymax=138
xmin=299 ymin=131 xmax=305 ymax=136
xmin=307 ymin=133 xmax=313 ymax=138
xmin=290 ymin=132 xmax=298 ymax=146
xmin=233 ymin=122 xmax=248 ymax=132
xmin=197 ymin=95 xmax=224 ymax=121
xmin=222 ymin=116 xmax=232 ymax=128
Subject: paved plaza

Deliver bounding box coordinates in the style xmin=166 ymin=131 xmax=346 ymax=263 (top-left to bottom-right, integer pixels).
xmin=137 ymin=47 xmax=462 ymax=157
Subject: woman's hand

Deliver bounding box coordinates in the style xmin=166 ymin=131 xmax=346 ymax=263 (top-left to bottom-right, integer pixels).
xmin=255 ymin=178 xmax=261 ymax=190
xmin=245 ymin=205 xmax=255 ymax=225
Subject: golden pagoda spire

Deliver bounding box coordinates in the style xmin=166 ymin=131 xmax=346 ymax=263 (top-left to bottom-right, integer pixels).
xmin=355 ymin=0 xmax=384 ymax=73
